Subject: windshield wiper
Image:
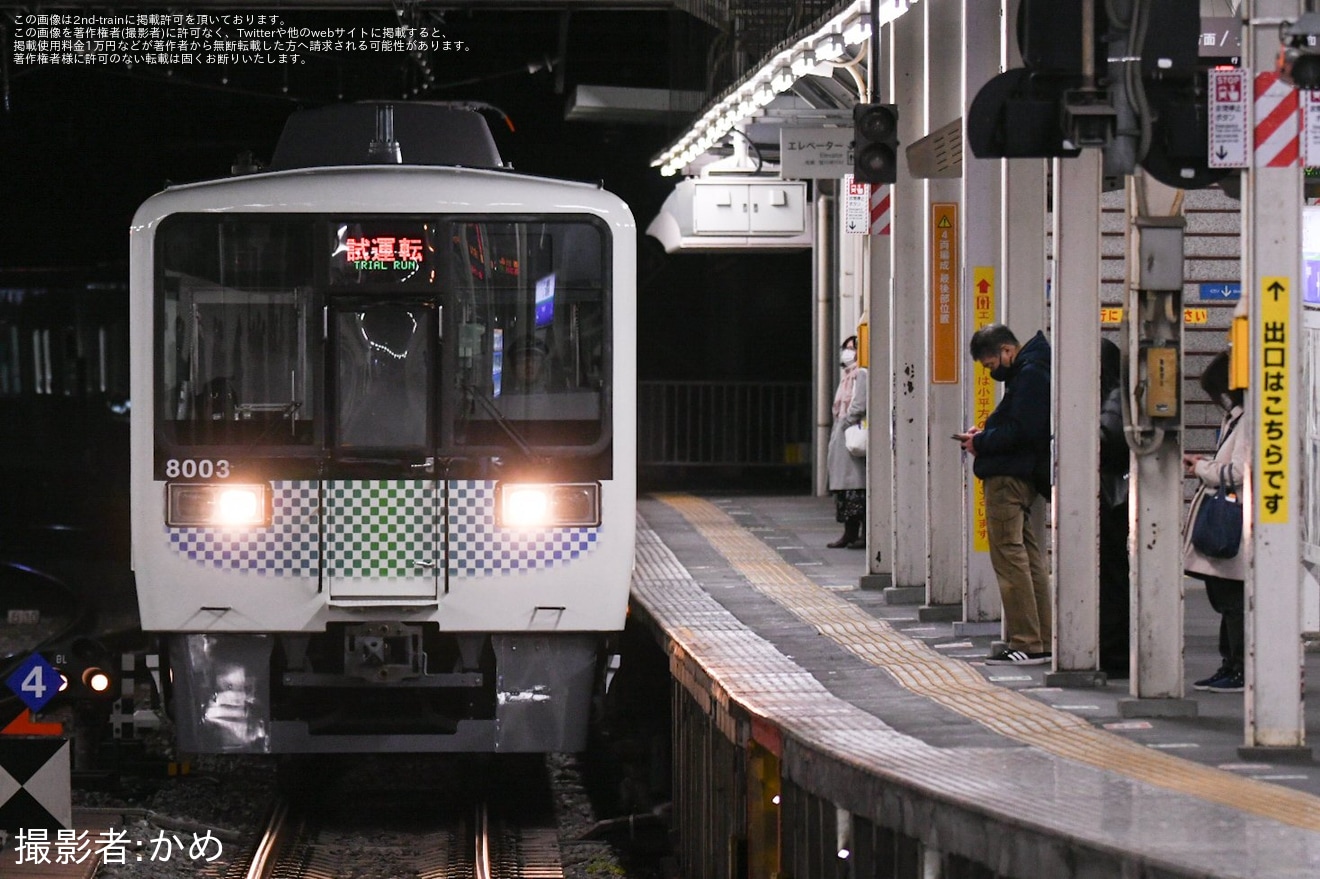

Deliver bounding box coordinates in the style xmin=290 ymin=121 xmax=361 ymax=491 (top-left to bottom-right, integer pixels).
xmin=462 ymin=383 xmax=540 ymax=461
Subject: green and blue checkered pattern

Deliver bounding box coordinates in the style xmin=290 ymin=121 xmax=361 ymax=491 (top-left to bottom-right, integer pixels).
xmin=166 ymin=480 xmax=598 ymax=577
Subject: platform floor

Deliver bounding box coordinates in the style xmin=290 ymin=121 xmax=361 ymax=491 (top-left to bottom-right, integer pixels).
xmin=634 ymin=491 xmax=1320 ymax=877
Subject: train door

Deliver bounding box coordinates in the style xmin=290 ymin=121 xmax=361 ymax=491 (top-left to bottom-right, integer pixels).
xmin=324 ymin=298 xmax=441 ymax=602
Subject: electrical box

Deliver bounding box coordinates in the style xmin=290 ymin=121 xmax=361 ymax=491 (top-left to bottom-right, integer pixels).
xmin=748 ymin=184 xmax=807 ymax=233
xmin=692 ymin=180 xmax=807 ymax=235
xmin=1135 ymin=216 xmax=1186 ymax=291
xmin=691 ymin=183 xmax=750 ymax=234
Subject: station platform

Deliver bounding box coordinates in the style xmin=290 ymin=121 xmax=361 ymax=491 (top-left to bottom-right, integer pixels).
xmin=632 ymin=492 xmax=1320 ymax=879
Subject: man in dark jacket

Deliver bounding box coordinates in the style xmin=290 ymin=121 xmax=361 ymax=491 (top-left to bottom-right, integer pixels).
xmin=957 ymin=324 xmax=1052 ymax=666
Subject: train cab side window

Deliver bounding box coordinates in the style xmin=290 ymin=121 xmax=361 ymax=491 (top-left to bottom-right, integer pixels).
xmin=448 ymin=218 xmax=610 ymax=450
xmin=157 ymin=218 xmax=316 ymax=447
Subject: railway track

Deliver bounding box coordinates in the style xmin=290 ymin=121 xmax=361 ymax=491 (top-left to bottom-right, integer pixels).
xmin=235 ymin=757 xmax=565 ymax=879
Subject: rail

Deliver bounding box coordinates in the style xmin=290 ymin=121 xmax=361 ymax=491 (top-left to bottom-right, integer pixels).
xmin=637 ymin=380 xmax=812 ymax=473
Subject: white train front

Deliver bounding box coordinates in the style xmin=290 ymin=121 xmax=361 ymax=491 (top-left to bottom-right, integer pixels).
xmin=127 ymin=104 xmax=636 ymax=754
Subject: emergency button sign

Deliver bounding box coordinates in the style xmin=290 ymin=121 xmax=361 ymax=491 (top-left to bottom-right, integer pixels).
xmin=1209 ymin=68 xmax=1249 ymax=168
xmin=4 ymin=653 xmax=61 ymax=713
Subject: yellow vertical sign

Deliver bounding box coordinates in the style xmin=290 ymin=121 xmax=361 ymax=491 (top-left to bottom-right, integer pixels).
xmin=1258 ymin=276 xmax=1290 ymax=524
xmin=931 ymin=204 xmax=960 ymax=383
xmin=971 ymin=266 xmax=995 ymax=553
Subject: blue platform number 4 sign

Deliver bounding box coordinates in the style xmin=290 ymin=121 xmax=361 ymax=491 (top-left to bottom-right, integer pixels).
xmin=5 ymin=653 xmax=61 ymax=713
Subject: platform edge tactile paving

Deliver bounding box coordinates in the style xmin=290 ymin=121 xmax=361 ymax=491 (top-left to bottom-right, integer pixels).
xmin=632 ymin=499 xmax=1320 ymax=879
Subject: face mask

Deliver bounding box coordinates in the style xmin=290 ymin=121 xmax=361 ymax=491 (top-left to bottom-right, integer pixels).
xmin=840 ymin=349 xmax=857 ymax=366
xmin=987 ymin=348 xmax=1012 ymax=382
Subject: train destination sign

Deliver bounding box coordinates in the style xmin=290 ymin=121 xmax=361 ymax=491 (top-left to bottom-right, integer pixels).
xmin=343 ymin=235 xmax=424 ymax=271
xmin=331 ymin=222 xmax=429 ymax=284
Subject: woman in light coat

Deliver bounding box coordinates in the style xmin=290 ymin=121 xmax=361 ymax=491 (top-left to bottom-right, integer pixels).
xmin=826 ymin=336 xmax=868 ymax=548
xmin=1181 ymin=351 xmax=1248 ymax=693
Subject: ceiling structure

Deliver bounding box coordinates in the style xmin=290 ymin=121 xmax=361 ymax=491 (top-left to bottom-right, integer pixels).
xmin=1 ymin=0 xmax=869 ymax=265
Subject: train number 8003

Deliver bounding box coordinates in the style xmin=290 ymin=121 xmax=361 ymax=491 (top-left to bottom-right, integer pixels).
xmin=164 ymin=459 xmax=231 ymax=479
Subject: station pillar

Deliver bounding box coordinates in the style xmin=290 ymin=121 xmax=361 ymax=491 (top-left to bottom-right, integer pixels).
xmin=1241 ymin=0 xmax=1308 ymax=758
xmin=921 ymin=0 xmax=965 ymax=618
xmin=1046 ymin=150 xmax=1103 ymax=686
xmin=1119 ymin=174 xmax=1195 ymax=718
xmin=956 ymin=0 xmax=1004 ymax=633
xmin=887 ymin=6 xmax=931 ymax=599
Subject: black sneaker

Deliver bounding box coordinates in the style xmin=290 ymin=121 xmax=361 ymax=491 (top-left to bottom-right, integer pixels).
xmin=1204 ymin=670 xmax=1245 ymax=693
xmin=1192 ymin=665 xmax=1233 ymax=690
xmin=984 ymin=648 xmax=1049 ymax=666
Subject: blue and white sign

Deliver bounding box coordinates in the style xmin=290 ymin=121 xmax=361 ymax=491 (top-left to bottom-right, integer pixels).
xmin=1198 ymin=282 xmax=1241 ymax=301
xmin=4 ymin=654 xmax=62 ymax=713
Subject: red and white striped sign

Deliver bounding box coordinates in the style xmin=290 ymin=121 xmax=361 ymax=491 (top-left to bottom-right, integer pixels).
xmin=869 ymin=184 xmax=890 ymax=236
xmin=1255 ymin=71 xmax=1300 ymax=168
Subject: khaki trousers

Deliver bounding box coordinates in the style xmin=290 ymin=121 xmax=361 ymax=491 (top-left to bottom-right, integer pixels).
xmin=984 ymin=474 xmax=1052 ymax=654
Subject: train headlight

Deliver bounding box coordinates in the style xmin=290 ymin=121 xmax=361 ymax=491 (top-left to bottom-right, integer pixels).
xmin=166 ymin=483 xmax=270 ymax=527
xmin=497 ymin=483 xmax=600 ymax=528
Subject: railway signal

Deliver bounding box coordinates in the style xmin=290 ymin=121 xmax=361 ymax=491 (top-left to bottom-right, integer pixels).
xmin=852 ymin=103 xmax=899 ymax=184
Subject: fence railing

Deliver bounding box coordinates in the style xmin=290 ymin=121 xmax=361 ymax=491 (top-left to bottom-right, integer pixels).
xmin=637 ymin=380 xmax=813 ymax=470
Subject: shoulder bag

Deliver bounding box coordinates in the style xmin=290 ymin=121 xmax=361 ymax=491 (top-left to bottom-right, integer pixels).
xmin=844 ymin=420 xmax=867 ymax=458
xmin=1190 ymin=465 xmax=1243 ymax=559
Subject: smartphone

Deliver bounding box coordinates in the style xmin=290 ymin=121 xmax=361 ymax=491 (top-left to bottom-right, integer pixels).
xmin=951 ymin=434 xmax=965 ymax=441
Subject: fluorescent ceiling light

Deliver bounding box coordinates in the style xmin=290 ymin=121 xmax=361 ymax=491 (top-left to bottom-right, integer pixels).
xmin=653 ymin=0 xmax=913 ymax=175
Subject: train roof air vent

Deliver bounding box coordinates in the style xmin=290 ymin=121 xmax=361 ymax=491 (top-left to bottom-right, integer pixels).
xmin=269 ymin=101 xmax=503 ymax=170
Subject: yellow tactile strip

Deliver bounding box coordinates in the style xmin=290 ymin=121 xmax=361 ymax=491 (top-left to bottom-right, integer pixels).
xmin=656 ymin=493 xmax=1320 ymax=832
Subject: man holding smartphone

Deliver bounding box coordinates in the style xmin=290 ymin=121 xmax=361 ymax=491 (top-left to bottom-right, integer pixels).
xmin=957 ymin=323 xmax=1053 ymax=666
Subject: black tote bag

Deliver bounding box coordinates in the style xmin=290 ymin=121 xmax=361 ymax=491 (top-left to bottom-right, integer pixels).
xmin=1190 ymin=465 xmax=1243 ymax=559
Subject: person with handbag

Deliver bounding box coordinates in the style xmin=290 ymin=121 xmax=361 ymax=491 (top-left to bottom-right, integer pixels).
xmin=1182 ymin=350 xmax=1248 ymax=693
xmin=826 ymin=335 xmax=867 ymax=549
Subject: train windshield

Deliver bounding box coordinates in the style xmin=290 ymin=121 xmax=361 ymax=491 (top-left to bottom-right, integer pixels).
xmin=157 ymin=219 xmax=315 ymax=447
xmin=155 ymin=214 xmax=610 ymax=464
xmin=444 ymin=220 xmax=609 ymax=451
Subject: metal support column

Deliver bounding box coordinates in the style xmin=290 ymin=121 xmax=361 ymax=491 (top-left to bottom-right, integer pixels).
xmin=1046 ymin=150 xmax=1104 ymax=687
xmin=957 ymin=0 xmax=1006 ymax=635
xmin=921 ymin=0 xmax=965 ymax=620
xmin=888 ymin=8 xmax=931 ymax=600
xmin=815 ymin=188 xmax=837 ymax=496
xmin=862 ymin=0 xmax=895 ymax=590
xmin=864 ymin=195 xmax=896 ymax=588
xmin=1119 ymin=174 xmax=1195 ymax=718
xmin=1242 ymin=0 xmax=1309 ymax=758
xmin=997 ymin=0 xmax=1049 ymax=648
